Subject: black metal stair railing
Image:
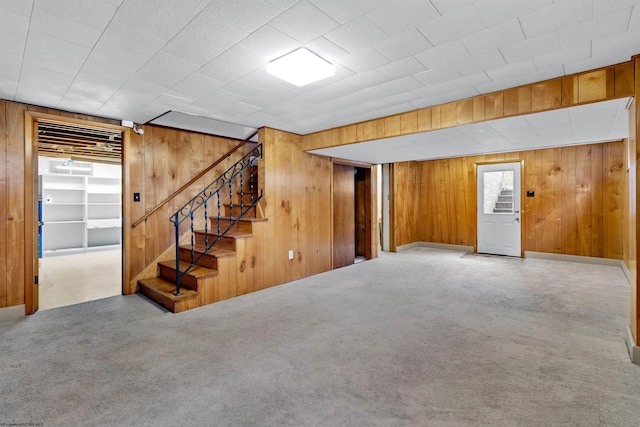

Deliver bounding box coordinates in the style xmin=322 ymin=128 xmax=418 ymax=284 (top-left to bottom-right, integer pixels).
xmin=170 ymin=144 xmax=262 ymax=296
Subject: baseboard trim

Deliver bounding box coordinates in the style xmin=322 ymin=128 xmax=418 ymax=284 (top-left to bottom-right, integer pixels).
xmin=524 ymin=251 xmax=625 ymax=268
xmin=625 ymin=326 xmax=640 ymax=365
xmin=621 ymin=262 xmax=632 ymax=284
xmin=0 ymin=305 xmax=25 ymax=321
xmin=396 ymin=242 xmax=474 ymax=253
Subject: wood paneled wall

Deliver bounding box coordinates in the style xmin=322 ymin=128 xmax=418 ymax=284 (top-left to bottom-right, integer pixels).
xmin=260 ymin=128 xmax=333 ymax=286
xmin=0 ymin=100 xmax=25 ymax=308
xmin=304 ymin=62 xmax=635 ymax=151
xmin=127 ymin=126 xmax=249 ymax=291
xmin=393 ymin=142 xmax=625 ymax=259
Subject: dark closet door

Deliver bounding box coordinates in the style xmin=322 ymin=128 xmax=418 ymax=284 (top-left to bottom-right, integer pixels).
xmin=333 ymin=164 xmax=355 ymax=269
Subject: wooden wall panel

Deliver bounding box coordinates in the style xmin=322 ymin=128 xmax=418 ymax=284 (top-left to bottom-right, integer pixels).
xmin=0 ymin=101 xmax=7 ymax=308
xmin=408 ymin=142 xmax=624 ymax=259
xmin=304 ymin=62 xmax=634 ymax=152
xmin=6 ymin=103 xmax=26 ymax=306
xmin=333 ymin=164 xmax=355 ymax=268
xmin=392 ymin=161 xmax=420 ymax=247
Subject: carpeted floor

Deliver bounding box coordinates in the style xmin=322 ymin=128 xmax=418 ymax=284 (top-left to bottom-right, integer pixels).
xmin=1 ymin=247 xmax=639 ymax=426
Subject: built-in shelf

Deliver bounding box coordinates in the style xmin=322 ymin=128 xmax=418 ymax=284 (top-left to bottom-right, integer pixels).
xmin=40 ymin=159 xmax=122 ymax=257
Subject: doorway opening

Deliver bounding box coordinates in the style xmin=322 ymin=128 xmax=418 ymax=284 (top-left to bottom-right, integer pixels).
xmin=34 ymin=119 xmax=124 ymax=310
xmin=332 ymin=162 xmax=376 ymax=269
xmin=476 ymin=162 xmax=522 ymax=257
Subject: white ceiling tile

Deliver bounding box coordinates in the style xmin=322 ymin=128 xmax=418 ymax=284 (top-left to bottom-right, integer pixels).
xmin=438 ymin=87 xmax=480 ymax=103
xmin=414 ymin=40 xmax=471 ymax=69
xmin=559 ymin=7 xmax=632 ymax=48
xmin=379 ymin=76 xmax=424 ymax=93
xmin=313 ymin=0 xmax=388 ymax=24
xmin=343 ymin=69 xmax=389 ymax=89
xmin=475 ymin=77 xmax=522 ymax=94
xmin=337 ymin=47 xmax=389 ymax=73
xmin=16 ymin=79 xmax=67 ymax=105
xmin=0 ymin=32 xmax=26 ymax=55
xmin=114 ymin=0 xmax=210 ymax=41
xmin=373 ymin=28 xmax=433 ymax=62
xmin=299 ymin=81 xmax=357 ymax=104
xmin=631 ymin=5 xmax=640 ymax=28
xmin=112 ymin=79 xmax=169 ymax=106
xmin=134 ymin=52 xmax=200 ymax=89
xmin=0 ymin=6 xmax=28 ymax=36
xmin=417 ymin=4 xmax=486 ymax=46
xmin=499 ymin=32 xmax=560 ymax=64
xmin=161 ymin=37 xmax=222 ymax=67
xmin=64 ymin=79 xmax=118 ymax=104
xmin=37 ymin=0 xmax=117 ymax=29
xmin=515 ymin=66 xmax=565 ymax=86
xmin=205 ymin=0 xmax=282 ymax=32
xmin=591 ymin=27 xmax=640 ymax=59
xmin=91 ymin=23 xmax=165 ymax=70
xmin=269 ymin=0 xmax=339 ymax=44
xmin=0 ymin=51 xmax=21 ymax=80
xmin=103 ymin=0 xmax=123 ymax=6
xmin=325 ymin=16 xmax=388 ymax=53
xmin=0 ymin=76 xmax=18 ymax=99
xmin=519 ymin=0 xmax=593 ymax=39
xmin=533 ymin=42 xmax=591 ymax=70
xmin=304 ymin=37 xmax=350 ymax=62
xmin=23 ymin=50 xmax=82 ymax=77
xmin=593 ymin=0 xmax=640 ymax=15
xmin=474 ymin=0 xmax=553 ymax=27
xmin=429 ymin=0 xmax=475 ymax=15
xmin=21 ymin=63 xmax=74 ymax=87
xmin=25 ymin=30 xmax=92 ymax=63
xmin=461 ymin=19 xmax=524 ymax=56
xmin=377 ymin=57 xmax=425 ymax=80
xmin=485 ymin=59 xmax=537 ymax=82
xmin=175 ymin=11 xmax=252 ymax=53
xmin=168 ymin=73 xmax=226 ymax=100
xmin=451 ymin=50 xmax=505 ymax=76
xmin=414 ymin=65 xmax=462 ymax=85
xmin=0 ymin=0 xmax=33 ymax=15
xmin=410 ymin=95 xmax=448 ymax=110
xmin=367 ymin=0 xmax=440 ymax=36
xmin=266 ymin=0 xmax=298 ymax=11
xmin=239 ymin=25 xmax=299 ymax=62
xmin=30 ymin=6 xmax=103 ymax=48
xmin=446 ymin=71 xmax=493 ymax=90
xmin=79 ymin=56 xmax=135 ymax=85
xmin=412 ymin=81 xmax=452 ymax=99
xmin=563 ymin=50 xmax=634 ymax=75
xmin=192 ymin=88 xmax=248 ymax=110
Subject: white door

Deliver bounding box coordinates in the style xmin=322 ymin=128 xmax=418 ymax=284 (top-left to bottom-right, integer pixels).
xmin=477 ymin=162 xmax=521 ymax=257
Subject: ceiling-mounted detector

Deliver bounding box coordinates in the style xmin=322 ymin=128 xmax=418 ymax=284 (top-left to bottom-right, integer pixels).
xmin=121 ymin=120 xmax=144 ymax=135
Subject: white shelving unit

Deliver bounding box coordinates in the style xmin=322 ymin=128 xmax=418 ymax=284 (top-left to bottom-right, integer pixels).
xmin=40 ymin=158 xmax=121 ymax=257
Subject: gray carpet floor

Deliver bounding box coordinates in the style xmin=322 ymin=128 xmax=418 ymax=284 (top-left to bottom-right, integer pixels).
xmin=1 ymin=247 xmax=640 ymax=426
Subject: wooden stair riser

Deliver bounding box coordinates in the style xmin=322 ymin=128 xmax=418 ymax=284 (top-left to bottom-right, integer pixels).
xmin=225 ymin=203 xmax=257 ymax=218
xmin=158 ymin=263 xmax=200 ymax=291
xmin=214 ymin=218 xmax=253 ymax=233
xmin=194 ymin=232 xmax=238 ymax=251
xmin=178 ymin=246 xmax=219 ymax=269
xmin=138 ymin=278 xmax=199 ymax=313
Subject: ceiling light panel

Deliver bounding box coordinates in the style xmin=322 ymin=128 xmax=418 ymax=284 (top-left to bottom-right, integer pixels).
xmin=267 ymin=48 xmax=335 ymax=86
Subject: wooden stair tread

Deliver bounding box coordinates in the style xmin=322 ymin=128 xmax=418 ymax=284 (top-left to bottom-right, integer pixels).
xmin=138 ymin=277 xmax=198 ymax=301
xmin=158 ymin=260 xmax=218 ymax=278
xmin=220 ymin=216 xmax=267 ymax=223
xmin=195 ymin=229 xmax=253 ymax=239
xmin=183 ymin=244 xmax=236 ymax=258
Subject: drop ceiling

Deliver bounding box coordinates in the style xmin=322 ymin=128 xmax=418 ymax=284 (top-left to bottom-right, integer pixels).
xmin=1 ymin=0 xmax=639 ymax=161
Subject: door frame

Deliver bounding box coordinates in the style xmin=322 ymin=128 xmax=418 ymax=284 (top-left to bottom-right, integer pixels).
xmin=474 ymin=160 xmax=525 ymax=257
xmin=24 ymin=112 xmax=130 ymax=314
xmin=330 ymin=158 xmax=378 ymax=269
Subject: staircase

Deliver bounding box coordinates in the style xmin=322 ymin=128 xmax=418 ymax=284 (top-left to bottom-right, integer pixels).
xmin=493 ymin=188 xmax=513 ymax=213
xmin=138 ymin=146 xmax=267 ymax=313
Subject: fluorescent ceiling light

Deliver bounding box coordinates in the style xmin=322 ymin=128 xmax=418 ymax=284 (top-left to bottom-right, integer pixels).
xmin=266 ymin=48 xmax=335 ymax=87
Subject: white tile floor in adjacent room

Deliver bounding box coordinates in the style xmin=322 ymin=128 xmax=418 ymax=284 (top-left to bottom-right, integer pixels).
xmin=38 ymin=249 xmax=121 ymax=310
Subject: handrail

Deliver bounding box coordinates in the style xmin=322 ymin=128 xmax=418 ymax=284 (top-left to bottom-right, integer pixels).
xmin=131 ymin=130 xmax=258 ymax=229
xmin=171 ymin=144 xmax=263 ymax=295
